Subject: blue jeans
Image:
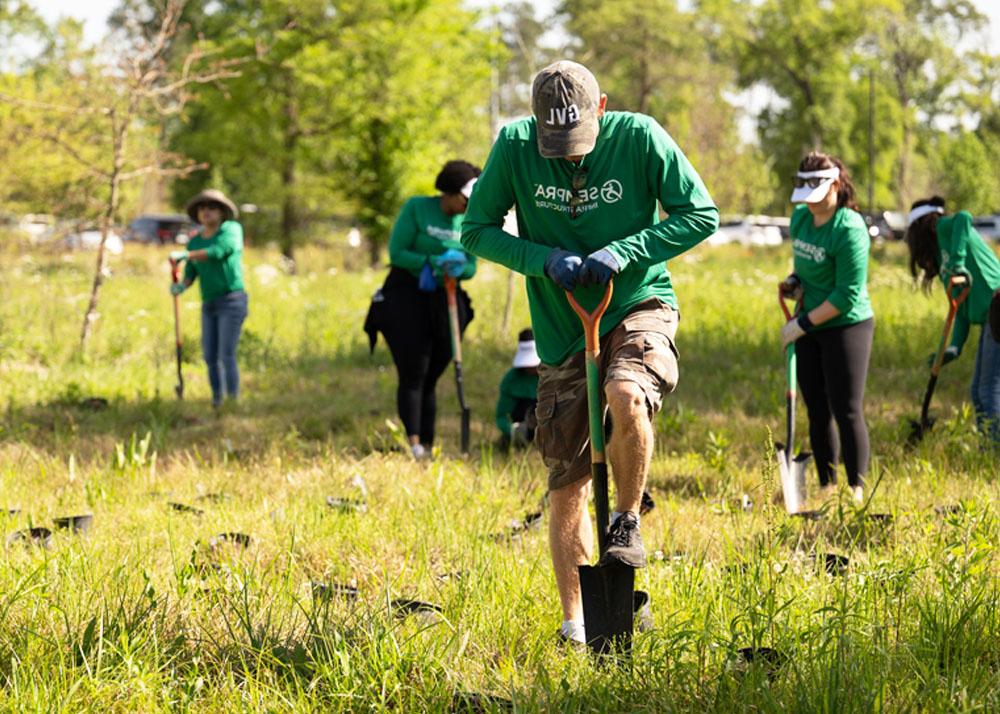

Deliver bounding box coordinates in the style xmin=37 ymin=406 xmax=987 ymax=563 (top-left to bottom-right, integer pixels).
xmin=201 ymin=291 xmax=248 ymax=405
xmin=970 ymin=325 xmax=1000 ymax=443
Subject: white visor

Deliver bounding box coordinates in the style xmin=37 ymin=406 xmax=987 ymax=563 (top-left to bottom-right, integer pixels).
xmin=460 ymin=178 xmax=478 ymax=199
xmin=907 ymin=205 xmax=944 ymax=225
xmin=512 ymin=340 xmax=540 ymax=368
xmin=790 ymin=167 xmax=840 ymax=204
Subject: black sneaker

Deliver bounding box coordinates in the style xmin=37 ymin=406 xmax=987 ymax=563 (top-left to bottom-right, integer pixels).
xmin=599 ymin=512 xmax=646 ymax=568
xmin=557 ymin=631 xmax=586 ymax=651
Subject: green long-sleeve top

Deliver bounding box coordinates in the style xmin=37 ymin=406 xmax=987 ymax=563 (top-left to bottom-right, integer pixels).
xmin=389 ymin=196 xmax=476 ymax=282
xmin=494 ymin=367 xmax=539 ymax=436
xmin=935 ymin=211 xmax=1000 ymax=353
xmin=183 ymin=220 xmax=245 ymax=303
xmin=790 ymin=205 xmax=873 ymax=329
xmin=461 ymin=111 xmax=719 ymax=365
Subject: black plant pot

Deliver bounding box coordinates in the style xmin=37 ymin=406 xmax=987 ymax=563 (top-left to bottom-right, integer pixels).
xmin=7 ymin=527 xmax=52 ymax=548
xmin=53 ymin=514 xmax=93 ymax=534
xmin=169 ymin=502 xmax=205 ymax=516
xmin=208 ymin=532 xmax=252 ymax=550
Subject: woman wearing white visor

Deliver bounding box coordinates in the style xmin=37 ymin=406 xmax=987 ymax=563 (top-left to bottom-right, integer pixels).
xmin=779 ymin=152 xmax=874 ymax=503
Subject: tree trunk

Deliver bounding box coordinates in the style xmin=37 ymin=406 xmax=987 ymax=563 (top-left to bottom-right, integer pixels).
xmin=81 ymin=116 xmax=125 ymax=350
xmin=280 ymin=69 xmax=298 ymax=270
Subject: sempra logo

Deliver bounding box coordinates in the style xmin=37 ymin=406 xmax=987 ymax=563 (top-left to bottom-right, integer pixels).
xmin=793 ymin=239 xmax=826 ymax=262
xmin=532 ymin=179 xmax=624 ymax=211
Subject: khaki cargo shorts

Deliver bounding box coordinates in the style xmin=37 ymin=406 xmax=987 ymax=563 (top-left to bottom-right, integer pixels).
xmin=535 ymin=298 xmax=679 ymax=491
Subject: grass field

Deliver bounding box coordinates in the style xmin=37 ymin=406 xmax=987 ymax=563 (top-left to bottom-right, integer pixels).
xmin=0 ymin=236 xmax=996 ymax=712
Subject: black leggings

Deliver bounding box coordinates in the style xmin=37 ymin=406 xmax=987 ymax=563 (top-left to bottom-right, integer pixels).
xmin=375 ymin=268 xmax=471 ymax=445
xmin=796 ymin=318 xmax=874 ymax=488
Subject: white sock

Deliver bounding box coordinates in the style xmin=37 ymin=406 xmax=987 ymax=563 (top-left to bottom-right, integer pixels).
xmin=611 ymin=511 xmax=639 ymax=526
xmin=560 ymin=619 xmax=586 ymax=643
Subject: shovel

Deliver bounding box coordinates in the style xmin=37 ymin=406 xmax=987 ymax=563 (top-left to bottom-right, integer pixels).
xmin=908 ymin=275 xmax=970 ymax=444
xmin=444 ymin=276 xmax=471 ymax=453
xmin=170 ymin=258 xmax=184 ymax=400
xmin=776 ymin=291 xmax=811 ymax=513
xmin=566 ymin=282 xmax=636 ymax=656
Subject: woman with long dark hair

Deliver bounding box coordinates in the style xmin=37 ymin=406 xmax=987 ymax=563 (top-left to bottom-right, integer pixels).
xmin=364 ymin=160 xmax=480 ymax=459
xmin=905 ymin=196 xmax=1000 ymax=445
xmin=778 ymin=152 xmax=874 ymax=503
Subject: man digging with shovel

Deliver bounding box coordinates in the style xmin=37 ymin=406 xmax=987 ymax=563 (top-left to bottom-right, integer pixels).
xmin=462 ymin=61 xmax=718 ymax=650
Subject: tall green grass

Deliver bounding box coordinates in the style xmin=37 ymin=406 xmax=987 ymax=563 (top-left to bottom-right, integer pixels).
xmin=0 ymin=237 xmax=996 ymax=711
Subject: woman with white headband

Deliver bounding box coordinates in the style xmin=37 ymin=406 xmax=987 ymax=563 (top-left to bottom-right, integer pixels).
xmin=363 ymin=160 xmax=481 ymax=459
xmin=905 ymin=196 xmax=1000 ymax=445
xmin=778 ymin=151 xmax=874 ymax=503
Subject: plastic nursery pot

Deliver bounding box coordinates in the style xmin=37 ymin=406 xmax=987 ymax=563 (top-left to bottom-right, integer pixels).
xmin=311 ymin=582 xmax=360 ymax=602
xmin=6 ymin=527 xmax=52 ymax=549
xmin=168 ymin=502 xmax=205 ymax=516
xmin=821 ymin=553 xmax=850 ymax=576
xmin=934 ymin=504 xmax=963 ymax=516
xmin=791 ymin=509 xmax=825 ymax=521
xmin=866 ymin=513 xmax=894 ymax=526
xmin=208 ymin=532 xmax=252 ymax=550
xmin=53 ymin=514 xmax=93 ymax=535
xmin=639 ymin=490 xmax=656 ymax=516
xmin=733 ymin=646 xmax=788 ymax=680
xmin=633 ymin=590 xmax=653 ymax=633
xmin=325 ymin=496 xmax=367 ymax=514
xmin=391 ymin=598 xmax=443 ymax=626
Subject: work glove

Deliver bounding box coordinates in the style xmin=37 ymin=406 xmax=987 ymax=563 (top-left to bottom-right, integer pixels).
xmin=948 ymin=269 xmax=971 ymax=297
xmin=511 ymin=421 xmax=533 ymax=447
xmin=780 ymin=317 xmax=806 ymax=349
xmin=433 ymin=248 xmax=467 ymax=279
xmin=544 ymin=249 xmax=583 ymax=291
xmin=779 ymin=274 xmax=804 ymax=302
xmin=578 ymin=248 xmax=620 ymax=287
xmin=418 ymin=261 xmax=437 ymax=292
xmin=169 ymin=250 xmax=189 ymax=263
xmin=927 ymin=346 xmax=959 ymax=368
xmin=169 ymin=282 xmax=186 ymax=296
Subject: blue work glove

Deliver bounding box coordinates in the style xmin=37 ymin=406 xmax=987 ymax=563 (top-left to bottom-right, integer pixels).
xmin=544 ymin=249 xmax=583 ymax=291
xmin=433 ymin=248 xmax=467 ymax=278
xmin=169 ymin=282 xmax=186 ymax=296
xmin=577 ymin=248 xmax=620 ymax=287
xmin=169 ymin=250 xmax=189 ymax=263
xmin=418 ymin=261 xmax=438 ymax=292
xmin=927 ymin=346 xmax=959 ymax=368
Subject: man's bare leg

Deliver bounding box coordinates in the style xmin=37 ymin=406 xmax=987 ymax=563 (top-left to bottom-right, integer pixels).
xmin=548 ymin=477 xmax=592 ymax=622
xmin=605 ymin=379 xmax=653 ymax=514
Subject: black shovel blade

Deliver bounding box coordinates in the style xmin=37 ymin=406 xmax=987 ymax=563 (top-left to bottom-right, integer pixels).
xmin=460 ymin=408 xmax=471 ymax=453
xmin=579 ymin=561 xmax=635 ymax=656
xmin=907 ymin=416 xmax=935 ymax=445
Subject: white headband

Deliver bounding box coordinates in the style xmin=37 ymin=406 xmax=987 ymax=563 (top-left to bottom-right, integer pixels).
xmin=908 ymin=205 xmax=944 ymax=225
xmin=796 ymin=168 xmax=840 ymax=179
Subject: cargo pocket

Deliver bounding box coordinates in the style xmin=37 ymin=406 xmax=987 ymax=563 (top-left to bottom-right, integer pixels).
xmin=642 ymin=331 xmax=679 ymax=395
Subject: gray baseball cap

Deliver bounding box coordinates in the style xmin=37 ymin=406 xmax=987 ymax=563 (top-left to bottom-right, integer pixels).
xmin=531 ymin=60 xmax=601 ymax=159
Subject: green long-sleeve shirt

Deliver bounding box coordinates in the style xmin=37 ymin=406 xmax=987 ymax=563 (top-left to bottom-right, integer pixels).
xmin=935 ymin=211 xmax=1000 ymax=353
xmin=461 ymin=111 xmax=719 ymax=365
xmin=183 ymin=220 xmax=245 ymax=303
xmin=388 ymin=196 xmax=476 ymax=282
xmin=495 ymin=367 xmax=539 ymax=436
xmin=790 ymin=205 xmax=873 ymax=329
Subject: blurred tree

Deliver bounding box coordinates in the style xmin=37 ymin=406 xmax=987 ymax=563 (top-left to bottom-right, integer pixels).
xmin=167 ymin=0 xmax=494 ymax=266
xmin=561 ymin=0 xmax=774 ymax=214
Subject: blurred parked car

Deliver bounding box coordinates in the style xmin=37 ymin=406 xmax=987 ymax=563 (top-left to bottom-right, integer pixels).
xmin=706 ymin=216 xmax=783 ymax=246
xmin=973 ymin=215 xmax=1000 ymax=242
xmin=64 ymin=227 xmax=123 ymax=255
xmin=860 ymin=212 xmax=899 ymax=241
xmin=15 ymin=214 xmax=56 ymax=243
xmin=125 ymin=214 xmax=195 ymax=244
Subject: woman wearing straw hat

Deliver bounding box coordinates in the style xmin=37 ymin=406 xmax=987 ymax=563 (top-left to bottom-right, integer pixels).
xmin=778 ymin=152 xmax=874 ymax=504
xmin=905 ymin=196 xmax=1000 ymax=445
xmin=169 ymin=189 xmax=248 ymax=409
xmin=495 ymin=328 xmax=541 ymax=448
xmin=363 ymin=160 xmax=480 ymax=459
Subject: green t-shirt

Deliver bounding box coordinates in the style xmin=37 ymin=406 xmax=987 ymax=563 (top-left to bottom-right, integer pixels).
xmin=461 ymin=111 xmax=719 ymax=365
xmin=495 ymin=367 xmax=539 ymax=436
xmin=936 ymin=211 xmax=1000 ymax=353
xmin=790 ymin=205 xmax=873 ymax=329
xmin=183 ymin=220 xmax=245 ymax=303
xmin=388 ymin=196 xmax=476 ymax=281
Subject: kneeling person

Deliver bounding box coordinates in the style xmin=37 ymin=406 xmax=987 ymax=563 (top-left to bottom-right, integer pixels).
xmin=496 ymin=328 xmax=541 ymax=448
